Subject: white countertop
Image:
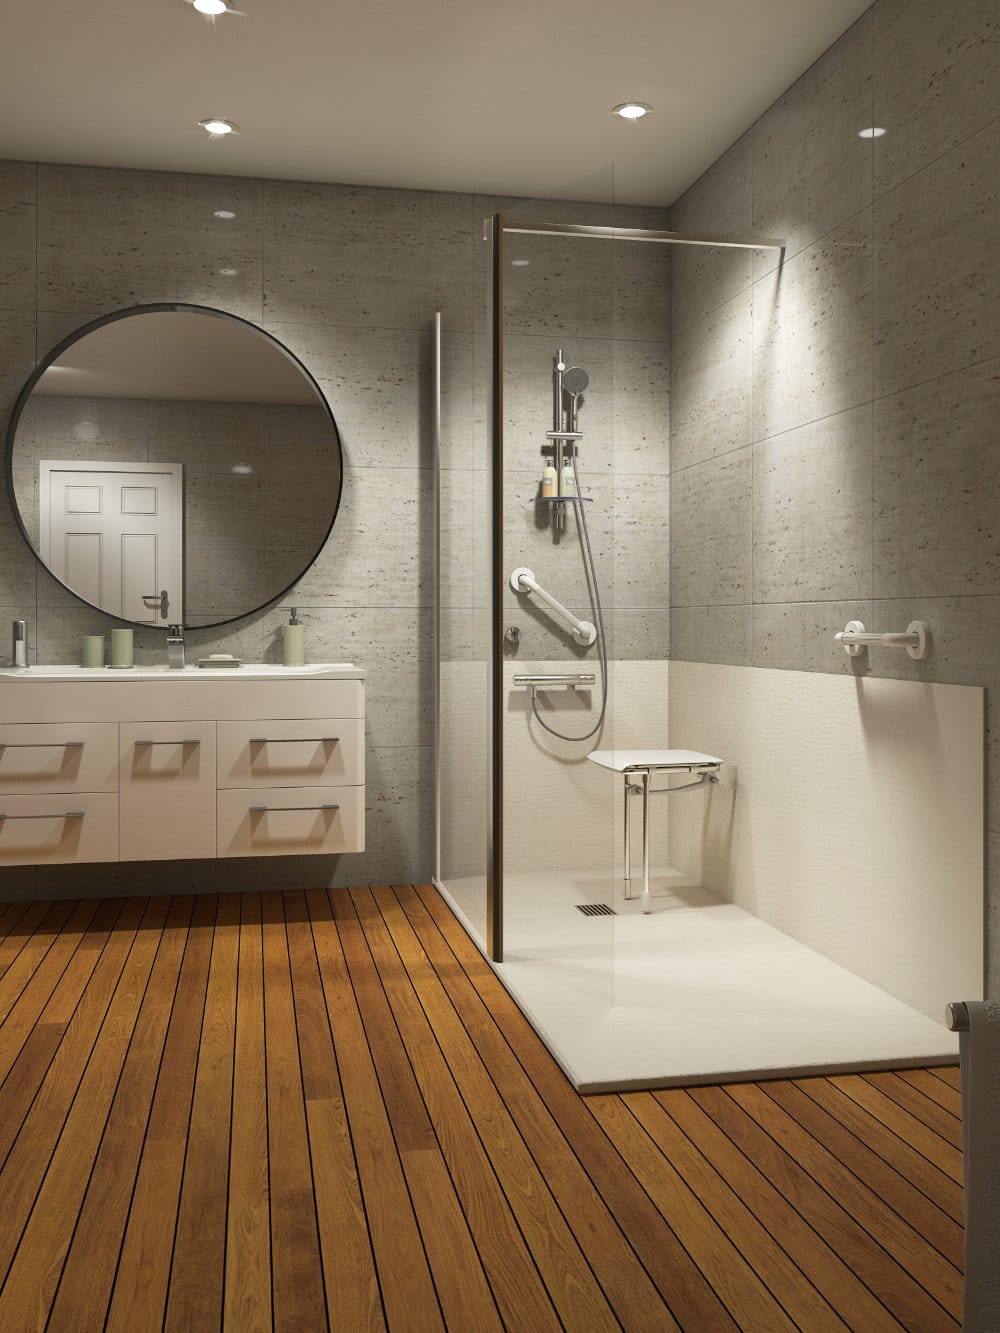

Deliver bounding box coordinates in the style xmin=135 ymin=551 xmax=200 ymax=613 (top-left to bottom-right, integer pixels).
xmin=0 ymin=663 xmax=366 ymax=682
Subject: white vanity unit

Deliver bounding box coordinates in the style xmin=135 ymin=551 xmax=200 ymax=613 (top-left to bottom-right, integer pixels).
xmin=0 ymin=664 xmax=365 ymax=867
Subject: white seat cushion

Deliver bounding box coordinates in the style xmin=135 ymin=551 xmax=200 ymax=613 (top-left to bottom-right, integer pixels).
xmin=587 ymin=748 xmax=723 ymax=773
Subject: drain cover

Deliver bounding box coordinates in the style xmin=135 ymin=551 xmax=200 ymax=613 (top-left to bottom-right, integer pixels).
xmin=576 ymin=903 xmax=616 ymax=917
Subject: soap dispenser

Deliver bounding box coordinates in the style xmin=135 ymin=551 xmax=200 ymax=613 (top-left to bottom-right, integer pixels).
xmin=283 ymin=608 xmax=305 ymax=666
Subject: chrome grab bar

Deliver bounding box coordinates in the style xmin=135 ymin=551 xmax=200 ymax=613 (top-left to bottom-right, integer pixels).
xmin=513 ymin=673 xmax=596 ymax=687
xmin=0 ymin=810 xmax=84 ymax=820
xmin=946 ymin=1002 xmax=970 ymax=1031
xmin=835 ymin=620 xmax=931 ymax=660
xmin=509 ymin=567 xmax=597 ymax=646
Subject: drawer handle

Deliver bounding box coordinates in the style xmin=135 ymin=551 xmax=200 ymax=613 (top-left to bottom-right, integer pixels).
xmin=248 ymin=737 xmax=339 ymax=745
xmin=249 ymin=804 xmax=340 ymax=813
xmin=0 ymin=810 xmax=84 ymax=820
xmin=0 ymin=741 xmax=85 ymax=749
xmin=135 ymin=739 xmax=201 ymax=747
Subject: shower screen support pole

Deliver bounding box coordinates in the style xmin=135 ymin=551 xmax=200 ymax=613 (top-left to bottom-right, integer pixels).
xmin=498 ymin=220 xmax=786 ymax=252
xmin=487 ymin=214 xmax=504 ymax=963
xmin=432 ymin=309 xmax=442 ymax=883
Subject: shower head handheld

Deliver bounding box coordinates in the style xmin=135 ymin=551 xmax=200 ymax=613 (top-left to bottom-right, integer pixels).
xmin=562 ymin=366 xmax=589 ymax=397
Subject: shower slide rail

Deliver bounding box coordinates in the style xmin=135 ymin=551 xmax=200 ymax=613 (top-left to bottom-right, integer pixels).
xmin=509 ymin=567 xmax=597 ymax=646
xmin=835 ymin=620 xmax=931 ymax=660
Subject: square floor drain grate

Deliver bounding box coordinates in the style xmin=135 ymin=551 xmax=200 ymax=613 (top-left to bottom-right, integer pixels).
xmin=576 ymin=903 xmax=616 ymax=917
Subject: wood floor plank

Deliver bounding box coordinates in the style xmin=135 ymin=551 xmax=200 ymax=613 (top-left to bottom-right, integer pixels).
xmin=338 ymin=888 xmax=506 ymax=1333
xmin=626 ymin=1090 xmax=849 ymax=1332
xmin=0 ymin=898 xmax=100 ymax=1086
xmin=106 ymin=894 xmax=217 ymax=1333
xmin=896 ymin=1068 xmax=963 ymax=1118
xmin=164 ymin=893 xmax=240 ymax=1333
xmin=224 ymin=892 xmax=272 ymax=1333
xmin=768 ymin=1079 xmax=963 ymax=1269
xmin=0 ymin=900 xmax=54 ymax=981
xmin=45 ymin=897 xmax=193 ymax=1331
xmin=591 ymin=1092 xmax=798 ymax=1331
xmin=0 ymin=895 xmax=75 ymax=1007
xmin=263 ymin=891 xmax=328 ymax=1333
xmin=0 ymin=896 xmax=148 ymax=1282
xmin=797 ymin=1076 xmax=963 ymax=1225
xmin=654 ymin=1086 xmax=897 ymax=1331
xmin=284 ymin=891 xmax=384 ymax=1332
xmin=930 ymin=1066 xmax=961 ymax=1090
xmin=408 ymin=883 xmax=730 ymax=1332
xmin=722 ymin=1082 xmax=962 ymax=1326
xmin=0 ymin=899 xmax=32 ymax=942
xmin=829 ymin=1074 xmax=963 ymax=1183
xmin=365 ymin=886 xmax=564 ymax=1332
xmin=0 ymin=895 xmax=170 ymax=1330
xmin=306 ymin=888 xmax=443 ymax=1331
xmin=864 ymin=1072 xmax=963 ymax=1149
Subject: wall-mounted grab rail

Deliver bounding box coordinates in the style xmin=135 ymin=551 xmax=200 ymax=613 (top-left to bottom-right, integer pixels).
xmin=835 ymin=620 xmax=931 ymax=661
xmin=509 ymin=567 xmax=597 ymax=645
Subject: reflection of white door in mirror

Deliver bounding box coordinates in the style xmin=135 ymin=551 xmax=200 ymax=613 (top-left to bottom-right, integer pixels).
xmin=39 ymin=460 xmax=184 ymax=624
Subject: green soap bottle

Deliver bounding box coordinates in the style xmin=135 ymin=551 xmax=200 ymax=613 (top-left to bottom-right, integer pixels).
xmin=283 ymin=607 xmax=305 ymax=667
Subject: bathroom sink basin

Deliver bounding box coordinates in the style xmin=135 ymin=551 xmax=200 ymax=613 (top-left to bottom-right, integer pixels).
xmin=0 ymin=663 xmax=365 ymax=681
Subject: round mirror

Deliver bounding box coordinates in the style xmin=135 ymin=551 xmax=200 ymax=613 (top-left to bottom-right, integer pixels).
xmin=4 ymin=304 xmax=343 ymax=630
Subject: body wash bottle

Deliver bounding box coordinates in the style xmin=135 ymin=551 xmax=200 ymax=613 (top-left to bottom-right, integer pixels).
xmin=283 ymin=608 xmax=305 ymax=666
xmin=560 ymin=457 xmax=577 ymax=497
xmin=541 ymin=459 xmax=557 ymax=499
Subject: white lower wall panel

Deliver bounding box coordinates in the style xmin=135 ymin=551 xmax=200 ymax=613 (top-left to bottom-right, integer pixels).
xmin=667 ymin=661 xmax=984 ymax=1020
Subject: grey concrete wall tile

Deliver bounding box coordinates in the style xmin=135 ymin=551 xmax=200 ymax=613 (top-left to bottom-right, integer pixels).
xmin=670 ymin=290 xmax=751 ymax=472
xmin=501 ymin=334 xmax=614 ymax=475
xmin=148 ymin=400 xmax=261 ymax=473
xmin=0 ymin=511 xmax=37 ymax=604
xmin=670 ymin=605 xmax=751 ymax=666
xmin=670 ymin=449 xmax=751 ymax=607
xmin=873 ymin=119 xmax=1000 ymax=397
xmin=611 ymin=340 xmax=669 ymax=476
xmin=752 ymin=600 xmax=874 ymax=674
xmin=282 ymin=467 xmax=431 ymax=609
xmin=874 ymin=0 xmax=1000 ymax=196
xmin=0 ymin=308 xmax=37 ymax=387
xmin=753 ymin=210 xmax=873 ymax=441
xmin=15 ymin=395 xmax=150 ymax=470
xmin=0 ymin=162 xmax=35 ymax=311
xmin=753 ymin=405 xmax=873 ymax=603
xmin=262 ymin=181 xmax=474 ymax=332
xmin=36 ymin=165 xmax=263 ymax=322
xmin=670 ymin=133 xmax=752 ymax=332
xmin=874 ymin=359 xmax=1000 ymax=598
xmin=752 ymin=10 xmax=873 ymax=273
xmin=261 ymin=323 xmax=433 ymax=470
xmin=870 ymin=595 xmax=1000 ymax=832
xmin=613 ymin=475 xmax=669 ymax=611
xmin=259 ymin=605 xmax=434 ymax=749
xmin=611 ymin=609 xmax=669 ymax=661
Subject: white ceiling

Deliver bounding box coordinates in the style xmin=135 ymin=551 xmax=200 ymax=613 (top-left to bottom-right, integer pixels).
xmin=0 ymin=0 xmax=872 ymax=206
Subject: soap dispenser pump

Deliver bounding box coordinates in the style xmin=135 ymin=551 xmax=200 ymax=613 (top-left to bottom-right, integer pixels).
xmin=283 ymin=608 xmax=305 ymax=667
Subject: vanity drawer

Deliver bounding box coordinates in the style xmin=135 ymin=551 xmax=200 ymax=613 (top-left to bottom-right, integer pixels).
xmin=0 ymin=793 xmax=118 ymax=866
xmin=217 ymin=785 xmax=364 ymax=858
xmin=0 ymin=724 xmax=118 ymax=795
xmin=119 ymin=722 xmax=217 ymax=862
xmin=217 ymin=719 xmax=364 ymax=789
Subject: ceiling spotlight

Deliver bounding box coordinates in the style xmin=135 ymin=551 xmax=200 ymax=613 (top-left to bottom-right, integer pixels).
xmin=613 ymin=102 xmax=652 ymax=121
xmin=858 ymin=126 xmax=887 ymax=139
xmin=511 ymin=259 xmax=530 ymax=267
xmin=213 ymin=209 xmax=236 ymax=219
xmin=218 ymin=267 xmax=239 ymax=276
xmin=193 ymin=0 xmax=228 ymax=12
xmin=199 ymin=118 xmax=238 ymax=137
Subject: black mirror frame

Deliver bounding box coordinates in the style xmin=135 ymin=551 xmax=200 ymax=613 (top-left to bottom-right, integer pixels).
xmin=4 ymin=302 xmax=344 ymax=632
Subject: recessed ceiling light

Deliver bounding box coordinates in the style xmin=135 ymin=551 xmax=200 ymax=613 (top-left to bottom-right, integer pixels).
xmin=612 ymin=102 xmax=652 ymax=121
xmin=213 ymin=209 xmax=236 ymax=219
xmin=193 ymin=0 xmax=228 ymax=12
xmin=231 ymin=463 xmax=254 ymax=475
xmin=199 ymin=118 xmax=238 ymax=137
xmin=511 ymin=259 xmax=530 ymax=267
xmin=858 ymin=126 xmax=887 ymax=139
xmin=218 ymin=267 xmax=239 ymax=276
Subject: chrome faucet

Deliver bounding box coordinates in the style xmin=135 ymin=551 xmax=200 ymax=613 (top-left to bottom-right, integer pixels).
xmin=167 ymin=624 xmax=185 ymax=670
xmin=11 ymin=620 xmax=27 ymax=668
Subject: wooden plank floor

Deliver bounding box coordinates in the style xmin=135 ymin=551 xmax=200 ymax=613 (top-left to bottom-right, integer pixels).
xmin=0 ymin=886 xmax=964 ymax=1331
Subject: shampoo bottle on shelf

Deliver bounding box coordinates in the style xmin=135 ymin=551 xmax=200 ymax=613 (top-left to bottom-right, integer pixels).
xmin=541 ymin=459 xmax=557 ymax=499
xmin=560 ymin=459 xmax=577 ymax=497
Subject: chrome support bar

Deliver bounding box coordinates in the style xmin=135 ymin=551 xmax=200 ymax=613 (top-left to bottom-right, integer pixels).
xmin=513 ymin=673 xmax=596 ymax=687
xmin=0 ymin=810 xmax=84 ymax=820
xmin=835 ymin=620 xmax=931 ymax=661
xmin=0 ymin=740 xmax=84 ymax=748
xmin=499 ymin=220 xmax=786 ymax=251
